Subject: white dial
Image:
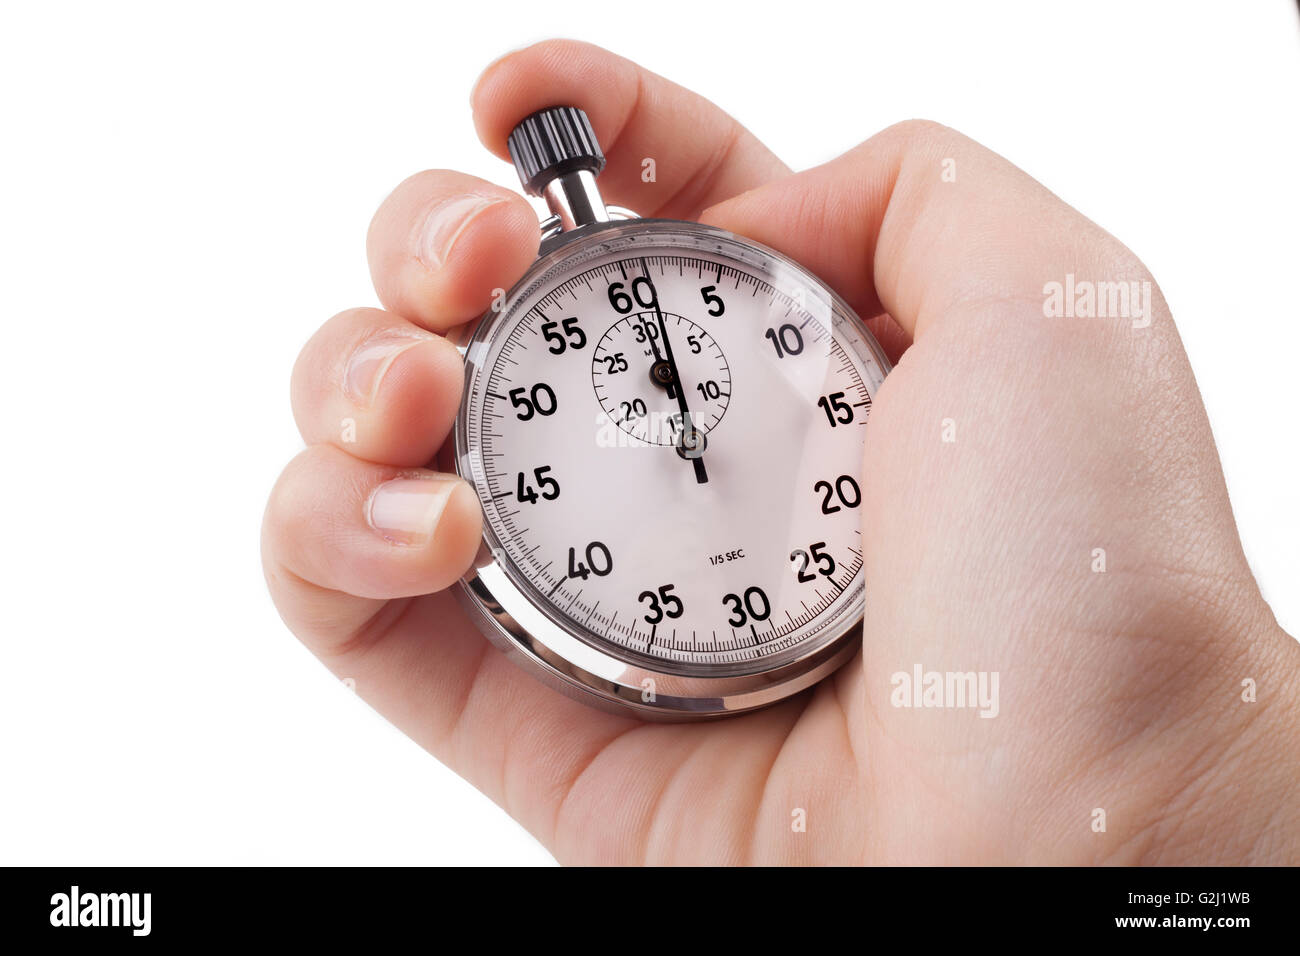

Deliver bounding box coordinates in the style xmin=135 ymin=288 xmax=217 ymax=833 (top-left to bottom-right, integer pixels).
xmin=459 ymin=225 xmax=888 ymax=677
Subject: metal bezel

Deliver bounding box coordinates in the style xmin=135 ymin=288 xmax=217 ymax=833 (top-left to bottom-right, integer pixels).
xmin=449 ymin=219 xmax=891 ymax=719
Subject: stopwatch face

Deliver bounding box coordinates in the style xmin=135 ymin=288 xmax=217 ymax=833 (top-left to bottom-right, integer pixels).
xmin=455 ymin=220 xmax=890 ymax=717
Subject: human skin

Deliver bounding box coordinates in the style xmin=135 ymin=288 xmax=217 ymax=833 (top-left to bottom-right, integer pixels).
xmin=261 ymin=39 xmax=1300 ymax=864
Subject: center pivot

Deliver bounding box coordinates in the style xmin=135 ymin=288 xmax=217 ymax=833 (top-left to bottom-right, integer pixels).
xmin=650 ymin=360 xmax=675 ymax=388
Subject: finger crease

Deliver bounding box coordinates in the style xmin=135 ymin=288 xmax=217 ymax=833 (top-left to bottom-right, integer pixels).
xmin=333 ymin=595 xmax=416 ymax=660
xmin=743 ymin=694 xmax=813 ymax=866
xmin=550 ymin=721 xmax=648 ymax=856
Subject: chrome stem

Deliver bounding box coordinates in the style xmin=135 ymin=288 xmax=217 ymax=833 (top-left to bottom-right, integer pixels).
xmin=541 ymin=169 xmax=610 ymax=230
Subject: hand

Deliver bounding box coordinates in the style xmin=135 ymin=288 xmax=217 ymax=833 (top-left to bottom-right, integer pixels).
xmin=262 ymin=39 xmax=1300 ymax=864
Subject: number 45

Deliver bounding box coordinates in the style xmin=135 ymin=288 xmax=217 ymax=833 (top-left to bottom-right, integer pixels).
xmin=516 ymin=466 xmax=560 ymax=505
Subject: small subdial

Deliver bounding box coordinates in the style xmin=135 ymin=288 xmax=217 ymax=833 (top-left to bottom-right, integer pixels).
xmin=592 ymin=311 xmax=731 ymax=446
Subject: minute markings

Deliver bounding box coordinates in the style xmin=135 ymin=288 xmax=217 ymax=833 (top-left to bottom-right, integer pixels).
xmin=468 ymin=249 xmax=875 ymax=666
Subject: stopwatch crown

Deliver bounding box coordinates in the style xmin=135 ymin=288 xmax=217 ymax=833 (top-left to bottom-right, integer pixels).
xmin=507 ymin=106 xmax=606 ymax=197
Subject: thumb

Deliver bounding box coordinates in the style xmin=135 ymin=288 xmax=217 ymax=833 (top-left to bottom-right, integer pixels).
xmin=704 ymin=121 xmax=1300 ymax=864
xmin=699 ymin=119 xmax=1150 ymax=349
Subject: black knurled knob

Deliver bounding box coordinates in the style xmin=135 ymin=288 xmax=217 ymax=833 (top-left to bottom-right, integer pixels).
xmin=507 ymin=106 xmax=606 ymax=197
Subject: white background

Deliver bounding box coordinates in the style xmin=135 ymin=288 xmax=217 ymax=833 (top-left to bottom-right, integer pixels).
xmin=1 ymin=1 xmax=1296 ymax=866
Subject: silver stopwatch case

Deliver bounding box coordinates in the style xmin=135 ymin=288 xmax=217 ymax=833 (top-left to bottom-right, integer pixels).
xmin=444 ymin=106 xmax=887 ymax=720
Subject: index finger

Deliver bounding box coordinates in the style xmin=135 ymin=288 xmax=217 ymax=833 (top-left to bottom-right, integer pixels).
xmin=471 ymin=39 xmax=790 ymax=220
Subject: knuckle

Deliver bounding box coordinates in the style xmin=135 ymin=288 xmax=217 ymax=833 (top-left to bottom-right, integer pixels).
xmin=264 ymin=448 xmax=317 ymax=533
xmin=290 ymin=308 xmax=387 ymax=405
xmin=263 ymin=446 xmax=370 ymax=571
xmin=267 ymin=447 xmax=346 ymax=524
xmin=880 ymin=118 xmax=963 ymax=153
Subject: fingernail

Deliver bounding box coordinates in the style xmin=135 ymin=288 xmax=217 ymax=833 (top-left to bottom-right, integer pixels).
xmin=417 ymin=193 xmax=504 ymax=270
xmin=344 ymin=330 xmax=433 ymax=405
xmin=367 ymin=477 xmax=459 ymax=546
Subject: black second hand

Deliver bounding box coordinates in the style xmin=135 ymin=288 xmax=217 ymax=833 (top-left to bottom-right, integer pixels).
xmin=640 ymin=257 xmax=708 ymax=484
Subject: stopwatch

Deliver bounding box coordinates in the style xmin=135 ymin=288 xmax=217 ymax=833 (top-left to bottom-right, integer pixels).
xmin=448 ymin=107 xmax=890 ymax=719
